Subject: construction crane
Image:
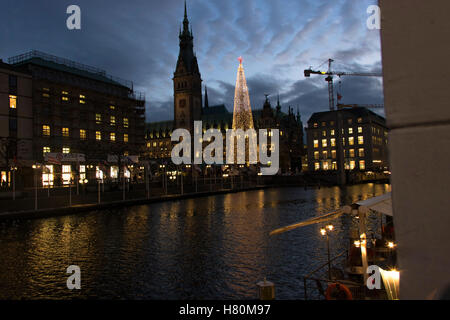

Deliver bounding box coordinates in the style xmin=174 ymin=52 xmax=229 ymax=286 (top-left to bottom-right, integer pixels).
xmin=304 ymin=59 xmax=382 ymax=111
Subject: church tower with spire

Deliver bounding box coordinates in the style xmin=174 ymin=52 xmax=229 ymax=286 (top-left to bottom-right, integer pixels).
xmin=173 ymin=1 xmax=202 ymax=132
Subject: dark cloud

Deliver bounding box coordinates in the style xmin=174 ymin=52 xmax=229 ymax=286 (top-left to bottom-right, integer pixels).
xmin=0 ymin=0 xmax=383 ymax=123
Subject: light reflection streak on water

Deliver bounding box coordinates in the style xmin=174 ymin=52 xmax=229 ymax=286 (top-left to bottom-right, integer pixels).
xmin=0 ymin=183 xmax=391 ymax=299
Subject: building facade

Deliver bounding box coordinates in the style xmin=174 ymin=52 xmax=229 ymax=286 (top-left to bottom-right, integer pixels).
xmin=5 ymin=50 xmax=145 ymax=186
xmin=306 ymin=107 xmax=389 ymax=172
xmin=0 ymin=60 xmax=33 ymax=187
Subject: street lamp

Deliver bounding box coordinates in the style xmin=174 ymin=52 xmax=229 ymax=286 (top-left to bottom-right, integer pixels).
xmin=32 ymin=164 xmax=41 ymax=210
xmin=320 ymin=224 xmax=334 ymax=280
xmin=387 ymin=241 xmax=396 ymax=249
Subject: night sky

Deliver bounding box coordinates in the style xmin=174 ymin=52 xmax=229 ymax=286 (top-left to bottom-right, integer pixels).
xmin=1 ymin=0 xmax=384 ymax=124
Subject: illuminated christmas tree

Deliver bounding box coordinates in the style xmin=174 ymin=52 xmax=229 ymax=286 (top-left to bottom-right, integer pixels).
xmin=232 ymin=57 xmax=254 ymax=130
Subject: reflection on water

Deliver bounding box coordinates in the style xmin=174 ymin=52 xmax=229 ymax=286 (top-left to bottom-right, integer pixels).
xmin=0 ymin=183 xmax=391 ymax=299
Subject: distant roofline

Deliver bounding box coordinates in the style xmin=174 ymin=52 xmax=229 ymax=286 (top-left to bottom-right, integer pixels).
xmin=307 ymin=107 xmax=386 ymax=124
xmin=7 ymin=50 xmax=143 ymax=97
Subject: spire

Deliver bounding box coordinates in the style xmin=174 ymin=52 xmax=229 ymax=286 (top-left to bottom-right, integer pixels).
xmin=204 ymin=86 xmax=209 ymax=108
xmin=276 ymin=95 xmax=281 ymax=112
xmin=183 ymin=0 xmax=189 ymax=34
xmin=176 ymin=0 xmax=198 ymax=75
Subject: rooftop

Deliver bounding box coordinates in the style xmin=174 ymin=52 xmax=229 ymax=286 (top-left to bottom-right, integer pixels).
xmin=308 ymin=107 xmax=386 ymax=124
xmin=8 ymin=50 xmax=140 ymax=94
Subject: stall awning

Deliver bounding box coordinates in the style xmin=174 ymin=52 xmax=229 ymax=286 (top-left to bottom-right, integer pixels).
xmin=356 ymin=192 xmax=393 ymax=216
xmin=270 ymin=192 xmax=393 ymax=236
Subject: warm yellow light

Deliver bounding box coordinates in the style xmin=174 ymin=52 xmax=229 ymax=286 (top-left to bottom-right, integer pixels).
xmin=354 ymin=240 xmax=361 ymax=248
xmin=326 ymin=224 xmax=334 ymax=231
xmin=320 ymin=228 xmax=326 ymax=236
xmin=387 ymin=241 xmax=395 ymax=249
xmin=380 ymin=269 xmax=400 ymax=300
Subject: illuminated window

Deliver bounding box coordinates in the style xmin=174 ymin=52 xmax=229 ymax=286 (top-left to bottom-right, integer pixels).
xmin=322 ymin=130 xmax=326 ymax=137
xmin=342 ymin=138 xmax=346 ymax=146
xmin=358 ymin=148 xmax=365 ymax=157
xmin=62 ymin=127 xmax=69 ymax=137
xmin=322 ymin=139 xmax=327 ymax=148
xmin=314 ymin=140 xmax=319 ymax=148
xmin=152 ymin=142 xmax=156 ymax=147
xmin=62 ymin=165 xmax=71 ymax=185
xmin=331 ymin=150 xmax=336 ymax=159
xmin=110 ymin=116 xmax=116 ymax=126
xmin=358 ymin=136 xmax=364 ymax=145
xmin=332 ymin=161 xmax=337 ymax=170
xmin=349 ymin=149 xmax=355 ymax=158
xmin=313 ymin=123 xmax=318 ymax=128
xmin=62 ymin=147 xmax=70 ymax=154
xmin=110 ymin=166 xmax=118 ymax=179
xmin=330 ymin=129 xmax=335 ymax=136
xmin=323 ymin=161 xmax=329 ymax=170
xmin=9 ymin=95 xmax=17 ymax=109
xmin=62 ymin=95 xmax=69 ymax=101
xmin=80 ymin=129 xmax=87 ymax=140
xmin=349 ymin=160 xmax=356 ymax=170
xmin=315 ymin=162 xmax=320 ymax=171
xmin=110 ymin=132 xmax=115 ymax=142
xmin=42 ymin=93 xmax=50 ymax=98
xmin=322 ymin=122 xmax=326 ymax=127
xmin=348 ymin=118 xmax=353 ymax=125
xmin=80 ymin=165 xmax=86 ymax=181
xmin=80 ymin=94 xmax=85 ymax=99
xmin=42 ymin=165 xmax=54 ymax=186
xmin=43 ymin=146 xmax=51 ymax=155
xmin=357 ymin=117 xmax=363 ymax=123
xmin=110 ymin=105 xmax=115 ymax=110
xmin=96 ymin=131 xmax=101 ymax=141
xmin=124 ymin=133 xmax=129 ymax=143
xmin=349 ymin=137 xmax=354 ymax=145
xmin=43 ymin=87 xmax=50 ymax=92
xmin=79 ymin=94 xmax=86 ymax=104
xmin=348 ymin=128 xmax=353 ymax=134
xmin=62 ymin=91 xmax=69 ymax=95
xmin=322 ymin=151 xmax=328 ymax=159
xmin=96 ymin=114 xmax=102 ymax=124
xmin=359 ymin=160 xmax=366 ymax=170
xmin=123 ymin=118 xmax=129 ymax=128
xmin=358 ymin=126 xmax=363 ymax=133
xmin=42 ymin=125 xmax=50 ymax=136
xmin=314 ymin=151 xmax=319 ymax=160
xmin=330 ymin=138 xmax=336 ymax=147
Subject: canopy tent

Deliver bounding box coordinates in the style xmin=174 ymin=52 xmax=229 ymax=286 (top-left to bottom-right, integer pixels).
xmin=356 ymin=192 xmax=393 ymax=216
xmin=269 ymin=209 xmax=344 ymax=236
xmin=269 ymin=192 xmax=393 ymax=237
